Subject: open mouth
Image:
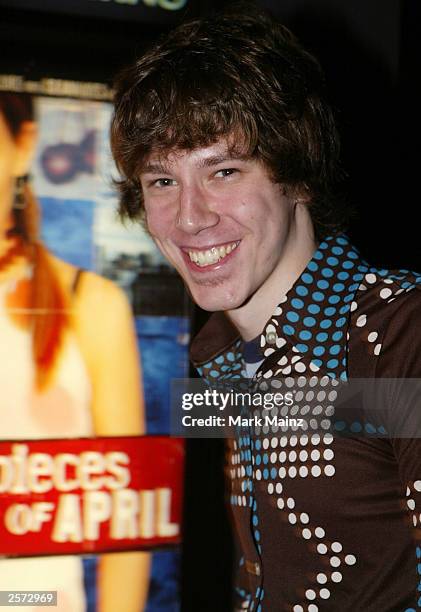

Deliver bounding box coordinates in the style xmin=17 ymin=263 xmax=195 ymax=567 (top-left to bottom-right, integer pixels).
xmin=185 ymin=241 xmax=240 ymax=267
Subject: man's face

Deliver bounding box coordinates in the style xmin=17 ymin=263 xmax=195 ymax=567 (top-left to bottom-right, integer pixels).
xmin=139 ymin=139 xmax=297 ymax=314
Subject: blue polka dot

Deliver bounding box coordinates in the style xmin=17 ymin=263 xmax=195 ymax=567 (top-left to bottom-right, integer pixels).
xmin=314 ymin=346 xmax=325 ymax=356
xmin=255 ymin=455 xmax=261 ymax=465
xmin=254 ymin=530 xmax=260 ymax=542
xmin=283 ymin=324 xmax=295 ymax=336
xmin=329 ymin=295 xmax=340 ymax=304
xmin=417 ymin=546 xmax=421 ymax=559
xmin=343 ymin=294 xmax=354 ymax=303
xmin=287 ymin=311 xmax=299 ymax=323
xmin=333 ymin=283 xmax=345 ymax=292
xmin=210 ymin=370 xmax=219 ymax=378
xmin=314 ymin=250 xmax=324 ymax=260
xmin=263 ymin=468 xmax=269 ymax=479
xmin=334 ymin=420 xmax=346 ymax=431
xmin=312 ymin=358 xmax=323 ymax=368
xmin=327 ymin=359 xmax=339 ymax=368
xmin=343 ymin=260 xmax=354 ymax=269
xmin=337 ymin=236 xmax=347 ymax=245
xmin=255 ymin=439 xmax=261 ymax=450
xmin=316 ymin=332 xmax=328 ymax=342
xmin=308 ymin=304 xmax=320 ymax=314
xmin=324 ymin=307 xmax=336 ymax=316
xmin=327 ymin=256 xmax=339 ymax=266
xmin=347 ymin=250 xmax=358 ymax=259
xmin=263 ymin=454 xmax=269 ymax=464
xmin=317 ymin=280 xmax=330 ymax=290
xmin=336 ymin=317 xmax=347 ymax=327
xmin=308 ymin=261 xmax=319 ymax=272
xmin=304 ymin=316 xmax=316 ymax=327
xmin=271 ymin=467 xmax=277 ymax=478
xmin=300 ymin=330 xmax=312 ymax=341
xmin=330 ymin=345 xmax=341 ymax=355
xmin=365 ymin=423 xmax=376 ymax=434
xmin=291 ymin=298 xmax=304 ymax=309
xmin=319 ymin=241 xmax=329 ymax=249
xmin=302 ymin=273 xmax=313 ymax=284
xmin=296 ymin=285 xmax=308 ymax=296
xmin=252 ymin=515 xmax=258 ymax=526
xmin=332 ymin=246 xmax=344 ymax=255
xmin=351 ymin=421 xmax=362 ymax=433
xmin=322 ymin=268 xmax=334 ymax=278
xmin=312 ymin=291 xmax=325 ymax=302
xmin=332 ymin=331 xmax=343 ymax=341
xmin=417 ymin=562 xmax=421 ymax=575
xmin=377 ymin=425 xmax=387 ymax=435
xmin=257 ymin=605 xmax=262 ymax=612
xmin=296 ymin=343 xmax=309 ymax=353
xmin=321 ymin=319 xmax=332 ymax=329
xmin=339 ymin=305 xmax=349 ymax=315
xmin=338 ymin=271 xmax=349 ymax=280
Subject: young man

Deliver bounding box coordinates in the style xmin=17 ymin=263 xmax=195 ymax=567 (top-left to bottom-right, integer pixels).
xmin=111 ymin=6 xmax=421 ymax=611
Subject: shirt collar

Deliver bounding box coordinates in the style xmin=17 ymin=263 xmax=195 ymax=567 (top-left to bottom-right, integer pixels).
xmin=191 ymin=235 xmax=369 ymax=380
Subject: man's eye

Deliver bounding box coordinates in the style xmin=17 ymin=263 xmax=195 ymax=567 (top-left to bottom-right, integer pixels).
xmin=214 ymin=168 xmax=238 ymax=178
xmin=152 ymin=178 xmax=176 ymax=188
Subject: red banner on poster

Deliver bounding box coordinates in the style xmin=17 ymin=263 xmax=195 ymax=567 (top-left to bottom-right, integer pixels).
xmin=0 ymin=436 xmax=184 ymax=557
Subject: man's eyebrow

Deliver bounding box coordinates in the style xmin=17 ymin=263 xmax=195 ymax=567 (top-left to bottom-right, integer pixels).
xmin=140 ymin=162 xmax=171 ymax=174
xmin=196 ymin=153 xmax=250 ymax=168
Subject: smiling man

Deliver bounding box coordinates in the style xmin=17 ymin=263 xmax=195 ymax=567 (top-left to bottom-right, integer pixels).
xmin=111 ymin=5 xmax=421 ymax=611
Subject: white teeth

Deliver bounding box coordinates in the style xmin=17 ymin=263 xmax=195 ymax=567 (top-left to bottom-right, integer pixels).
xmin=187 ymin=242 xmax=238 ymax=267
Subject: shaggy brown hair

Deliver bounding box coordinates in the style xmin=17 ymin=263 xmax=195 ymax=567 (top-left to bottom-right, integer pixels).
xmin=111 ymin=4 xmax=348 ymax=239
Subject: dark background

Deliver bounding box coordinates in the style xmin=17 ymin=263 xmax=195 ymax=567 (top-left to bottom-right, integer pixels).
xmin=0 ymin=1 xmax=417 ymax=609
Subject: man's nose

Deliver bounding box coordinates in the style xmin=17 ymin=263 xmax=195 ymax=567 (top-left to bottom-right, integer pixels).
xmin=175 ymin=184 xmax=220 ymax=234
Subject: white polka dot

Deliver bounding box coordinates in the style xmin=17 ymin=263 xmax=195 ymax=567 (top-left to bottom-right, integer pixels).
xmin=275 ymin=483 xmax=283 ymax=494
xmin=311 ymin=465 xmax=322 ymax=477
xmin=414 ymin=480 xmax=421 ymax=492
xmin=330 ymin=556 xmax=341 ymax=567
xmin=278 ymin=467 xmax=286 ymax=478
xmin=289 ymin=451 xmax=297 ymax=462
xmin=290 ymin=435 xmax=298 ymax=446
xmin=293 ymin=606 xmax=303 ymax=612
xmin=365 ymin=273 xmax=377 ymax=284
xmin=289 ymin=466 xmax=297 ymax=478
xmin=288 ymin=513 xmax=297 ymax=524
xmin=263 ymin=438 xmax=270 ymax=449
xmin=302 ymin=528 xmax=312 ymax=539
xmin=308 ymin=605 xmax=318 ymax=612
xmin=280 ymin=436 xmax=288 ymax=447
xmin=279 ymin=451 xmax=287 ymax=462
xmin=311 ymin=434 xmax=321 ymax=445
xmin=323 ymin=449 xmax=334 ymax=461
xmin=317 ymin=573 xmax=327 ymax=584
xmin=380 ymin=288 xmax=392 ymax=299
xmin=350 ymin=301 xmax=358 ymax=312
xmin=277 ymin=498 xmax=284 ymax=509
xmin=323 ymin=433 xmax=334 ymax=444
xmin=271 ymin=437 xmax=278 ymax=448
xmin=315 ymin=527 xmax=325 ymax=538
xmin=407 ymin=499 xmax=415 ymax=510
xmin=345 ymin=554 xmax=357 ymax=566
xmin=300 ymin=512 xmax=309 ymax=524
xmin=305 ymin=589 xmax=316 ymax=601
xmin=311 ymin=450 xmax=320 ymax=461
xmin=374 ymin=343 xmax=382 ymax=355
xmin=324 ymin=465 xmax=336 ymax=477
xmin=287 ymin=497 xmax=295 ymax=509
xmin=413 ymin=515 xmax=417 ymax=527
xmin=300 ymin=435 xmax=309 ymax=445
xmin=367 ymin=331 xmax=378 ymax=342
xmin=331 ymin=571 xmax=342 ymax=583
xmin=319 ymin=588 xmax=330 ymax=600
xmin=299 ymin=466 xmax=309 ymax=477
xmin=268 ymin=483 xmax=274 ymax=494
xmin=331 ymin=541 xmax=342 ymax=553
xmin=406 ymin=486 xmax=411 ymax=496
xmin=317 ymin=543 xmax=327 ymax=554
xmin=356 ymin=314 xmax=367 ymax=327
xmin=255 ymin=469 xmax=262 ymax=480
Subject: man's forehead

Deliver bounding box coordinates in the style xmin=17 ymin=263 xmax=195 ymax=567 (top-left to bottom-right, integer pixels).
xmin=141 ymin=138 xmax=252 ymax=171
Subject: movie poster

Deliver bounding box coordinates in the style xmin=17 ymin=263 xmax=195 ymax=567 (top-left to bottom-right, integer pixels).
xmin=0 ymin=92 xmax=188 ymax=610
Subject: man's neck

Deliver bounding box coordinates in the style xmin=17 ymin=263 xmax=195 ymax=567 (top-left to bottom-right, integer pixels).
xmin=226 ymin=208 xmax=317 ymax=341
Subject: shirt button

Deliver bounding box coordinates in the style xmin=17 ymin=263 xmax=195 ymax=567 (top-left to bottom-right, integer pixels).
xmin=254 ymin=562 xmax=261 ymax=576
xmin=266 ymin=331 xmax=277 ymax=344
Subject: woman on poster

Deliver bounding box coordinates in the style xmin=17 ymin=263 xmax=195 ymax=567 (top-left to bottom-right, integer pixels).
xmin=0 ymin=92 xmax=150 ymax=611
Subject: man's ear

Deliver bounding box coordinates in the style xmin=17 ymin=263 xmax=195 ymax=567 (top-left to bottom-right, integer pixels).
xmin=13 ymin=120 xmax=38 ymax=177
